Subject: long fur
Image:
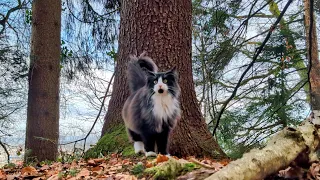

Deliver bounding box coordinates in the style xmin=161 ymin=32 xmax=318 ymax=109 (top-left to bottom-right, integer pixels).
xmin=122 ymin=53 xmax=181 ymax=156
xmin=127 ymin=53 xmax=158 ymax=93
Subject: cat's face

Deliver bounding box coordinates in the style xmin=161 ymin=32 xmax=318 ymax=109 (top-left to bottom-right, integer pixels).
xmin=146 ymin=67 xmax=179 ymax=97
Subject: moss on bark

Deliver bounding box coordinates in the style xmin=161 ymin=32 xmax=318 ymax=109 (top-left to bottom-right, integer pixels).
xmin=84 ymin=125 xmax=134 ymax=159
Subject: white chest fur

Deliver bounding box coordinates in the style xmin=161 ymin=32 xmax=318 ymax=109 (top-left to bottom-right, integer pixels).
xmin=151 ymin=93 xmax=179 ymax=124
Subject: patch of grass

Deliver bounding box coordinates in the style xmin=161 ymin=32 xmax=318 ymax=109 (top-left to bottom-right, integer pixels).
xmin=84 ymin=125 xmax=135 ymax=159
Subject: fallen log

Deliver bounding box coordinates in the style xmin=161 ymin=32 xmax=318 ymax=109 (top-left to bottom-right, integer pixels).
xmin=205 ymin=120 xmax=320 ymax=180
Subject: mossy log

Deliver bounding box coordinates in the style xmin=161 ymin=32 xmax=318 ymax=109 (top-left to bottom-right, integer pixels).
xmin=205 ymin=121 xmax=320 ymax=180
xmin=144 ymin=158 xmax=198 ymax=180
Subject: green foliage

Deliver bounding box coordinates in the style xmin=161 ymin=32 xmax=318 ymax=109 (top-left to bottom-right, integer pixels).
xmin=106 ymin=47 xmax=117 ymax=62
xmin=60 ymin=40 xmax=73 ymax=63
xmin=192 ymin=0 xmax=308 ymax=159
xmin=25 ymin=9 xmax=32 ymax=24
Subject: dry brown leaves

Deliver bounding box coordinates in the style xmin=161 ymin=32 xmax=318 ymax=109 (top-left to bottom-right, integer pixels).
xmin=0 ymin=154 xmax=137 ymax=180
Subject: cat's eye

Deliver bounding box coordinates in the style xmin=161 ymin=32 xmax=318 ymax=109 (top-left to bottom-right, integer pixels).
xmin=163 ymin=79 xmax=168 ymax=83
xmin=154 ymin=80 xmax=158 ymax=84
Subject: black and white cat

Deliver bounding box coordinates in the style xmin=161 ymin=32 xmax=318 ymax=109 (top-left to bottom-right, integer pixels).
xmin=122 ymin=52 xmax=181 ymax=157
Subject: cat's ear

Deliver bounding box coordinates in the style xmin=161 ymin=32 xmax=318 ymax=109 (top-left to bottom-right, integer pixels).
xmin=169 ymin=66 xmax=178 ymax=76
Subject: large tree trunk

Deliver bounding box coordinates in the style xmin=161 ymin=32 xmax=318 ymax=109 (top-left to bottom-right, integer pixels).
xmin=101 ymin=0 xmax=226 ymax=158
xmin=25 ymin=0 xmax=61 ymax=162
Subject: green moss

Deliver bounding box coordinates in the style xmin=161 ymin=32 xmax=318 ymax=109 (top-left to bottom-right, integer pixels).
xmin=182 ymin=163 xmax=197 ymax=172
xmin=131 ymin=163 xmax=145 ymax=175
xmin=144 ymin=159 xmax=199 ymax=180
xmin=84 ymin=125 xmax=134 ymax=159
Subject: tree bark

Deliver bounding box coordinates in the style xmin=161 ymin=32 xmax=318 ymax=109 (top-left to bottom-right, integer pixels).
xmin=206 ymin=121 xmax=320 ymax=180
xmin=101 ymin=0 xmax=226 ymax=158
xmin=25 ymin=0 xmax=61 ymax=162
xmin=304 ymin=0 xmax=320 ymax=120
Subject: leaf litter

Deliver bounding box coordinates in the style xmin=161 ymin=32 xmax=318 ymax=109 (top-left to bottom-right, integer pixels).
xmin=2 ymin=153 xmax=320 ymax=179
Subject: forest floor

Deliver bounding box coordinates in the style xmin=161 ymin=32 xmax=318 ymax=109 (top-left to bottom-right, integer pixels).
xmin=1 ymin=153 xmax=320 ymax=180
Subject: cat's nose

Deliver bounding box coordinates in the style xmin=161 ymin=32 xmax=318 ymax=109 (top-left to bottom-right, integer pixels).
xmin=159 ymin=85 xmax=162 ymax=88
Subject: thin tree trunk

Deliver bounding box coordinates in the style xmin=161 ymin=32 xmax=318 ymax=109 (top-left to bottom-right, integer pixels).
xmin=268 ymin=0 xmax=309 ymax=96
xmin=305 ymin=0 xmax=320 ymax=116
xmin=101 ymin=0 xmax=226 ymax=158
xmin=25 ymin=0 xmax=61 ymax=162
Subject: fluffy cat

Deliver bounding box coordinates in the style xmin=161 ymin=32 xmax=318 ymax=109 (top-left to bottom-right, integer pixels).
xmin=122 ymin=52 xmax=181 ymax=157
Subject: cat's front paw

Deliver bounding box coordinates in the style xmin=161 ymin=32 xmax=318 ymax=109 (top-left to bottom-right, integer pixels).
xmin=145 ymin=151 xmax=157 ymax=157
xmin=134 ymin=141 xmax=145 ymax=154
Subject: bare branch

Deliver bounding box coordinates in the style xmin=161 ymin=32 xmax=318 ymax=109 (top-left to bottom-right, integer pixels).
xmin=59 ymin=72 xmax=115 ymax=154
xmin=0 ymin=140 xmax=10 ymax=163
xmin=212 ymin=0 xmax=294 ymax=136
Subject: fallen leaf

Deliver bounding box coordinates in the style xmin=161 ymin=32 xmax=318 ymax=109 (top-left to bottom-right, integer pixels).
xmin=111 ymin=153 xmax=118 ymax=158
xmin=109 ymin=159 xmax=119 ymax=165
xmin=109 ymin=165 xmax=122 ymax=171
xmin=219 ymin=159 xmax=230 ymax=166
xmin=156 ymin=154 xmax=169 ymax=163
xmin=145 ymin=161 xmax=153 ymax=168
xmin=33 ymin=176 xmax=47 ymax=180
xmin=108 ymin=171 xmax=117 ymax=175
xmin=0 ymin=170 xmax=7 ymax=179
xmin=40 ymin=164 xmax=50 ymax=171
xmin=92 ymin=166 xmax=102 ymax=172
xmin=87 ymin=159 xmax=96 ymax=166
xmin=47 ymin=174 xmax=59 ymax=180
xmin=309 ymin=163 xmax=320 ymax=179
xmin=115 ymin=173 xmax=137 ymax=180
xmin=122 ymin=159 xmax=130 ymax=165
xmin=6 ymin=174 xmax=21 ymax=180
xmin=211 ymin=162 xmax=224 ymax=170
xmin=99 ymin=163 xmax=109 ymax=169
xmin=177 ymin=168 xmax=217 ymax=180
xmin=93 ymin=158 xmax=105 ymax=163
xmin=76 ymin=168 xmax=90 ymax=179
xmin=21 ymin=166 xmax=38 ymax=176
xmin=70 ymin=160 xmax=78 ymax=168
xmin=46 ymin=170 xmax=59 ymax=177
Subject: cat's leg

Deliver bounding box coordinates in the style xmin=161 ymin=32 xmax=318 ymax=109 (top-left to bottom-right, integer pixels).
xmin=141 ymin=133 xmax=157 ymax=157
xmin=156 ymin=127 xmax=170 ymax=155
xmin=127 ymin=129 xmax=145 ymax=154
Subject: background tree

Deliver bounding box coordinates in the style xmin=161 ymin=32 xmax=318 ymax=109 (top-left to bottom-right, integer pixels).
xmin=24 ymin=0 xmax=61 ymax=162
xmin=100 ymin=0 xmax=226 ymax=158
xmin=191 ymin=0 xmax=309 ymax=158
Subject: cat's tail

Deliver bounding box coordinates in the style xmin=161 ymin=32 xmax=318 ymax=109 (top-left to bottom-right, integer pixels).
xmin=127 ymin=52 xmax=158 ymax=93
